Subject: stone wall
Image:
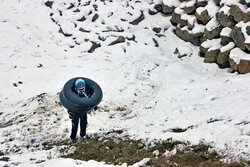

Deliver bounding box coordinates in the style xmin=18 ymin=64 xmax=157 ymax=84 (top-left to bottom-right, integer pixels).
xmin=155 ymin=0 xmax=250 ymax=74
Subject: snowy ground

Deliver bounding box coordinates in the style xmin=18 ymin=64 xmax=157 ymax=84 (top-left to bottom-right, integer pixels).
xmin=0 ymin=0 xmax=250 ymax=166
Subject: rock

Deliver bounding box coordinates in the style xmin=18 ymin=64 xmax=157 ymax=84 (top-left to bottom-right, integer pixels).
xmin=108 ymin=36 xmax=125 ymax=46
xmin=180 ymin=18 xmax=188 ymax=28
xmin=162 ymin=5 xmax=175 ymax=15
xmin=92 ymin=13 xmax=99 ymax=22
xmin=44 ymin=1 xmax=53 ymax=8
xmin=204 ymin=18 xmax=222 ymax=39
xmin=220 ymin=27 xmax=233 ymax=45
xmin=229 ymin=48 xmax=250 ymax=73
xmin=229 ymin=5 xmax=247 ymax=23
xmin=244 ymin=11 xmax=250 ymax=22
xmin=204 ymin=49 xmax=220 ymax=63
xmin=216 ymin=11 xmax=236 ymax=28
xmin=67 ymin=3 xmax=74 ymax=10
xmin=231 ymin=26 xmax=246 ymax=51
xmin=196 ymin=0 xmax=208 ymax=7
xmin=154 ymin=4 xmax=162 ymax=13
xmin=184 ymin=2 xmax=196 ymax=15
xmin=171 ymin=11 xmax=181 ymax=26
xmin=230 ymin=59 xmax=250 ymax=73
xmin=217 ymin=42 xmax=235 ymax=68
xmin=152 ymin=27 xmax=161 ymax=33
xmin=200 ymin=38 xmax=222 ymax=58
xmin=93 ymin=4 xmax=98 ymax=11
xmin=129 ymin=11 xmax=144 ymax=25
xmin=79 ymin=28 xmax=90 ymax=33
xmin=195 ymin=9 xmax=211 ymax=25
xmin=88 ymin=41 xmax=101 ymax=53
xmin=153 ymin=38 xmax=159 ymax=47
xmin=77 ymin=16 xmax=86 ymax=22
xmin=175 ymin=27 xmax=203 ymax=46
xmin=59 ymin=27 xmax=72 ymax=37
xmin=221 ymin=36 xmax=233 ymax=46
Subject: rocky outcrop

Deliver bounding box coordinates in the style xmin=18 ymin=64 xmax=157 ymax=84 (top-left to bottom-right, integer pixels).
xmin=159 ymin=0 xmax=250 ymax=73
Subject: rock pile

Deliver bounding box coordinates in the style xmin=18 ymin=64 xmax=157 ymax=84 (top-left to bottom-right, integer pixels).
xmin=155 ymin=0 xmax=250 ymax=74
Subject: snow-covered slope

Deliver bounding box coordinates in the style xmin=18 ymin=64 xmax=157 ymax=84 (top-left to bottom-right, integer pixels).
xmin=0 ymin=0 xmax=250 ymax=166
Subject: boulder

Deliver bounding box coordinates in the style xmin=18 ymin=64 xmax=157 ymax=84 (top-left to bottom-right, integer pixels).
xmin=175 ymin=27 xmax=203 ymax=46
xmin=108 ymin=36 xmax=125 ymax=46
xmin=162 ymin=5 xmax=175 ymax=15
xmin=195 ymin=9 xmax=211 ymax=25
xmin=220 ymin=27 xmax=233 ymax=46
xmin=184 ymin=1 xmax=196 ymax=14
xmin=217 ymin=42 xmax=235 ymax=68
xmin=204 ymin=18 xmax=222 ymax=39
xmin=154 ymin=4 xmax=162 ymax=13
xmin=196 ymin=0 xmax=207 ymax=7
xmin=229 ymin=5 xmax=247 ymax=23
xmin=200 ymin=38 xmax=221 ymax=58
xmin=229 ymin=48 xmax=250 ymax=74
xmin=204 ymin=26 xmax=222 ymax=39
xmin=231 ymin=26 xmax=246 ymax=51
xmin=204 ymin=49 xmax=220 ymax=63
xmin=217 ymin=50 xmax=231 ymax=68
xmin=91 ymin=13 xmax=99 ymax=22
xmin=244 ymin=11 xmax=250 ymax=22
xmin=129 ymin=11 xmax=144 ymax=25
xmin=216 ymin=10 xmax=236 ymax=28
xmin=230 ymin=59 xmax=250 ymax=74
xmin=221 ymin=36 xmax=233 ymax=46
xmin=171 ymin=12 xmax=181 ymax=26
xmin=180 ymin=18 xmax=188 ymax=28
xmin=44 ymin=1 xmax=53 ymax=8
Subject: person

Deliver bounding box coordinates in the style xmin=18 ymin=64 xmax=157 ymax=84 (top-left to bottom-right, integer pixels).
xmin=68 ymin=78 xmax=90 ymax=144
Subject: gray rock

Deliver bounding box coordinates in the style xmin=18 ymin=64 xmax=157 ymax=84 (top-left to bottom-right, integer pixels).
xmin=204 ymin=49 xmax=220 ymax=63
xmin=216 ymin=12 xmax=236 ymax=28
xmin=229 ymin=5 xmax=247 ymax=23
xmin=195 ymin=9 xmax=211 ymax=25
xmin=204 ymin=26 xmax=222 ymax=40
xmin=162 ymin=5 xmax=175 ymax=15
xmin=175 ymin=27 xmax=203 ymax=46
xmin=92 ymin=14 xmax=99 ymax=22
xmin=108 ymin=36 xmax=125 ymax=46
xmin=217 ymin=50 xmax=231 ymax=68
xmin=220 ymin=36 xmax=233 ymax=46
xmin=231 ymin=26 xmax=246 ymax=50
xmin=171 ymin=12 xmax=181 ymax=26
xmin=129 ymin=11 xmax=144 ymax=25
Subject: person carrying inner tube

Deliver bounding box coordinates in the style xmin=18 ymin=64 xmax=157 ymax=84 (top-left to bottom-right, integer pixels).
xmin=68 ymin=78 xmax=92 ymax=144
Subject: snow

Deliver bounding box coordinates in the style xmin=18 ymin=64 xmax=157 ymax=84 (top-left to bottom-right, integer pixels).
xmin=220 ymin=42 xmax=235 ymax=53
xmin=196 ymin=0 xmax=219 ymax=17
xmin=229 ymin=48 xmax=250 ymax=64
xmin=218 ymin=6 xmax=231 ymax=16
xmin=220 ymin=27 xmax=232 ymax=37
xmin=201 ymin=38 xmax=221 ymax=50
xmin=205 ymin=17 xmax=220 ymax=31
xmin=162 ymin=0 xmax=180 ymax=7
xmin=0 ymin=0 xmax=250 ymax=166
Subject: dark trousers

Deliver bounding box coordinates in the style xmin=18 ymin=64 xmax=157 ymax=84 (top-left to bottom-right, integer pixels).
xmin=70 ymin=112 xmax=88 ymax=140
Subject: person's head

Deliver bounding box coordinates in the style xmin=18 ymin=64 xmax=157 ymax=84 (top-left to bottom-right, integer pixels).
xmin=75 ymin=78 xmax=86 ymax=89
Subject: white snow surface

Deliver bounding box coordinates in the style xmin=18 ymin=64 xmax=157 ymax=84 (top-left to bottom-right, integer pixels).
xmin=0 ymin=0 xmax=250 ymax=166
xmin=220 ymin=42 xmax=235 ymax=53
xmin=220 ymin=27 xmax=232 ymax=37
xmin=162 ymin=0 xmax=180 ymax=7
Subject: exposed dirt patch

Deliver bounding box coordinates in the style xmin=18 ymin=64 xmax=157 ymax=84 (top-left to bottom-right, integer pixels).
xmin=61 ymin=136 xmax=247 ymax=167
